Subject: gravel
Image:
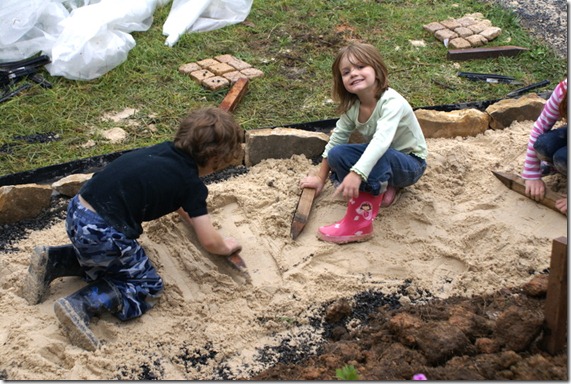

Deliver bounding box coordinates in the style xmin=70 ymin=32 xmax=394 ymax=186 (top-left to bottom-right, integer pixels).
xmin=484 ymin=0 xmax=568 ymax=58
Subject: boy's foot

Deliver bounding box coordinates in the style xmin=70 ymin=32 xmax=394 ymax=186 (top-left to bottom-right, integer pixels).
xmin=380 ymin=186 xmax=400 ymax=208
xmin=23 ymin=246 xmax=51 ymax=305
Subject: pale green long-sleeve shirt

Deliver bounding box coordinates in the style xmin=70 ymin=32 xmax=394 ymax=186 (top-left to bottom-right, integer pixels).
xmin=322 ymin=88 xmax=428 ymax=181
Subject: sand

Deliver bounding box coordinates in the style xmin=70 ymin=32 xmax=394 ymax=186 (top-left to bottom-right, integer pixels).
xmin=0 ymin=120 xmax=567 ymax=380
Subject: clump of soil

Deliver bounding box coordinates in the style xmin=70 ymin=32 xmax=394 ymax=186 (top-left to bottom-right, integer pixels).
xmin=249 ymin=278 xmax=567 ymax=381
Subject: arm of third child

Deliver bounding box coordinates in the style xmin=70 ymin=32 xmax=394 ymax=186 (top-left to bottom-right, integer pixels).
xmin=177 ymin=209 xmax=241 ymax=256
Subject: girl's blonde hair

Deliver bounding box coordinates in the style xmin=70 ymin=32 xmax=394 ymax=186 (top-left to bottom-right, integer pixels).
xmin=331 ymin=42 xmax=389 ymax=114
xmin=174 ymin=107 xmax=243 ymax=170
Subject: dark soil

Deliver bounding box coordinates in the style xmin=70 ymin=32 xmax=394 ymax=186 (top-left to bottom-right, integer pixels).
xmin=248 ymin=277 xmax=568 ymax=381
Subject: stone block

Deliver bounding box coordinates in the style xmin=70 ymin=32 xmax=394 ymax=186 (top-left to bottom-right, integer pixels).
xmin=423 ymin=22 xmax=445 ymax=34
xmin=415 ymin=108 xmax=490 ymax=138
xmin=468 ymin=20 xmax=492 ymax=34
xmin=190 ymin=69 xmax=215 ymax=84
xmin=240 ymin=67 xmax=264 ymax=79
xmin=51 ymin=173 xmax=93 ymax=197
xmin=480 ymin=27 xmax=502 ymax=41
xmin=202 ymin=76 xmax=230 ymax=91
xmin=197 ymin=58 xmax=220 ymax=68
xmin=228 ymin=58 xmax=252 ymax=71
xmin=244 ymin=128 xmax=329 ymax=166
xmin=209 ymin=62 xmax=235 ymax=76
xmin=178 ymin=62 xmax=201 ymax=75
xmin=454 ymin=26 xmax=474 ymax=38
xmin=466 ymin=34 xmax=488 ymax=47
xmin=0 ymin=184 xmax=52 ymax=224
xmin=486 ymin=93 xmax=546 ymax=130
xmin=440 ymin=19 xmax=461 ymax=30
xmin=223 ymin=70 xmax=248 ymax=84
xmin=434 ymin=29 xmax=458 ymax=42
xmin=215 ymin=54 xmax=236 ymax=63
xmin=449 ymin=37 xmax=472 ymax=49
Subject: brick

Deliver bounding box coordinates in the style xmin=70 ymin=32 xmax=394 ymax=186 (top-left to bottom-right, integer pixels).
xmin=468 ymin=20 xmax=492 ymax=34
xmin=454 ymin=26 xmax=474 ymax=38
xmin=228 ymin=58 xmax=252 ymax=71
xmin=202 ymin=76 xmax=230 ymax=91
xmin=209 ymin=62 xmax=235 ymax=76
xmin=434 ymin=29 xmax=458 ymax=42
xmin=423 ymin=22 xmax=445 ymax=34
xmin=466 ymin=34 xmax=488 ymax=47
xmin=178 ymin=62 xmax=201 ymax=74
xmin=240 ymin=67 xmax=264 ymax=79
xmin=197 ymin=58 xmax=220 ymax=68
xmin=448 ymin=37 xmax=471 ymax=49
xmin=215 ymin=54 xmax=236 ymax=63
xmin=190 ymin=69 xmax=215 ymax=84
xmin=223 ymin=70 xmax=248 ymax=84
xmin=440 ymin=19 xmax=460 ymax=30
xmin=456 ymin=16 xmax=478 ymax=27
xmin=480 ymin=26 xmax=502 ymax=41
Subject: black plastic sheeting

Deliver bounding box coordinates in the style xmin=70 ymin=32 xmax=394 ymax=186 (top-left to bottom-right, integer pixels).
xmin=0 ymin=94 xmax=551 ymax=187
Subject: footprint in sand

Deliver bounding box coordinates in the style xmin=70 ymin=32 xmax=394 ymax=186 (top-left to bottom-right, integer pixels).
xmin=430 ymin=256 xmax=468 ymax=297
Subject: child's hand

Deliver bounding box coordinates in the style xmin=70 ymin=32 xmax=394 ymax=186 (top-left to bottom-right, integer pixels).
xmin=333 ymin=171 xmax=361 ymax=200
xmin=224 ymin=237 xmax=242 ymax=256
xmin=300 ymin=175 xmax=325 ymax=195
xmin=555 ymin=195 xmax=567 ymax=215
xmin=524 ymin=179 xmax=546 ymax=201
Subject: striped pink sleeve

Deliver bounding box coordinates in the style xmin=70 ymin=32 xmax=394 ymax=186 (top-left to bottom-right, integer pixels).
xmin=521 ymin=78 xmax=567 ymax=180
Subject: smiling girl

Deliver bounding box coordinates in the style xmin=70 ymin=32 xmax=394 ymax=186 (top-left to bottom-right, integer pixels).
xmin=300 ymin=42 xmax=428 ymax=244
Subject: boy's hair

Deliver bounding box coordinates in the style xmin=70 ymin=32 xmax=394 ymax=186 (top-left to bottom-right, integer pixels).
xmin=331 ymin=42 xmax=389 ymax=114
xmin=174 ymin=107 xmax=243 ymax=169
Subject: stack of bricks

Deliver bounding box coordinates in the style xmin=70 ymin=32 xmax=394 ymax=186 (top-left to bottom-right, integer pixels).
xmin=179 ymin=54 xmax=264 ymax=91
xmin=423 ymin=12 xmax=502 ymax=49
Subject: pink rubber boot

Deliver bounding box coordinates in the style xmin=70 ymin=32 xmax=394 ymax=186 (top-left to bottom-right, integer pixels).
xmin=317 ymin=192 xmax=384 ymax=244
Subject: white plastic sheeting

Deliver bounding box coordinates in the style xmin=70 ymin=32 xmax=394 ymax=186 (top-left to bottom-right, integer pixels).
xmin=0 ymin=0 xmax=252 ymax=80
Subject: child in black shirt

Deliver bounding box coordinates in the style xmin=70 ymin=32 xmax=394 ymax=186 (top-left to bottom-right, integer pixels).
xmin=23 ymin=107 xmax=244 ymax=351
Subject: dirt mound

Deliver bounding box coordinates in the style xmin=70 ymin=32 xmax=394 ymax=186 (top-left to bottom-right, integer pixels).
xmin=250 ymin=278 xmax=567 ymax=381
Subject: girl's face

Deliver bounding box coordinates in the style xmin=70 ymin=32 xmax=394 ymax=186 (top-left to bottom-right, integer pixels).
xmin=338 ymin=55 xmax=377 ymax=95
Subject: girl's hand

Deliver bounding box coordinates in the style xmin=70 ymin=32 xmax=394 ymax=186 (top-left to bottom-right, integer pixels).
xmin=334 ymin=171 xmax=362 ymax=200
xmin=524 ymin=179 xmax=546 ymax=201
xmin=555 ymin=195 xmax=567 ymax=215
xmin=300 ymin=175 xmax=325 ymax=195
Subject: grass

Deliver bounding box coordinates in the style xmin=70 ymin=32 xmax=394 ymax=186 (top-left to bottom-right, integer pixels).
xmin=0 ymin=0 xmax=566 ymax=176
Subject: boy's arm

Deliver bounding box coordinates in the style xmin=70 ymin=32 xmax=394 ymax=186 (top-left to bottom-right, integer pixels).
xmin=176 ymin=208 xmax=241 ymax=256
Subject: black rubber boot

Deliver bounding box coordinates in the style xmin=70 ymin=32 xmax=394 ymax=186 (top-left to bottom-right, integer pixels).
xmin=53 ymin=280 xmax=123 ymax=351
xmin=23 ymin=245 xmax=84 ymax=305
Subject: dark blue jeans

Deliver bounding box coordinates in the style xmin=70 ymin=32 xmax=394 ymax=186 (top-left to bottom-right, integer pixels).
xmin=66 ymin=195 xmax=164 ymax=321
xmin=327 ymin=144 xmax=427 ymax=195
xmin=534 ymin=125 xmax=567 ymax=175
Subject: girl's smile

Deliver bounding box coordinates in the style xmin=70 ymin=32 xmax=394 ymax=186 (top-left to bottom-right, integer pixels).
xmin=339 ymin=55 xmax=377 ymax=94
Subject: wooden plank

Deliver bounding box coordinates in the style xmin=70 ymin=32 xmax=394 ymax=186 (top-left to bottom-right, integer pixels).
xmin=290 ymin=187 xmax=316 ymax=240
xmin=447 ymin=46 xmax=528 ymax=61
xmin=492 ymin=171 xmax=563 ymax=214
xmin=218 ymin=77 xmax=249 ymax=113
xmin=540 ymin=237 xmax=567 ymax=355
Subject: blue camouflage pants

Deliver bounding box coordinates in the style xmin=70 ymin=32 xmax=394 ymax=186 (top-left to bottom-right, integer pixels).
xmin=65 ymin=195 xmax=164 ymax=321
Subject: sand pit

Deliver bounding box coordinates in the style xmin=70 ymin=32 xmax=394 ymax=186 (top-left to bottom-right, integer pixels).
xmin=0 ymin=120 xmax=566 ymax=380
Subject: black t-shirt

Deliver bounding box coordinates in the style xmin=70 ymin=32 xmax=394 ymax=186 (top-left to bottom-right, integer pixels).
xmin=80 ymin=142 xmax=208 ymax=239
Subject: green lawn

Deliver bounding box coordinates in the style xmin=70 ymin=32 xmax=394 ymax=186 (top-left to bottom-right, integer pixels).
xmin=0 ymin=0 xmax=566 ymax=176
